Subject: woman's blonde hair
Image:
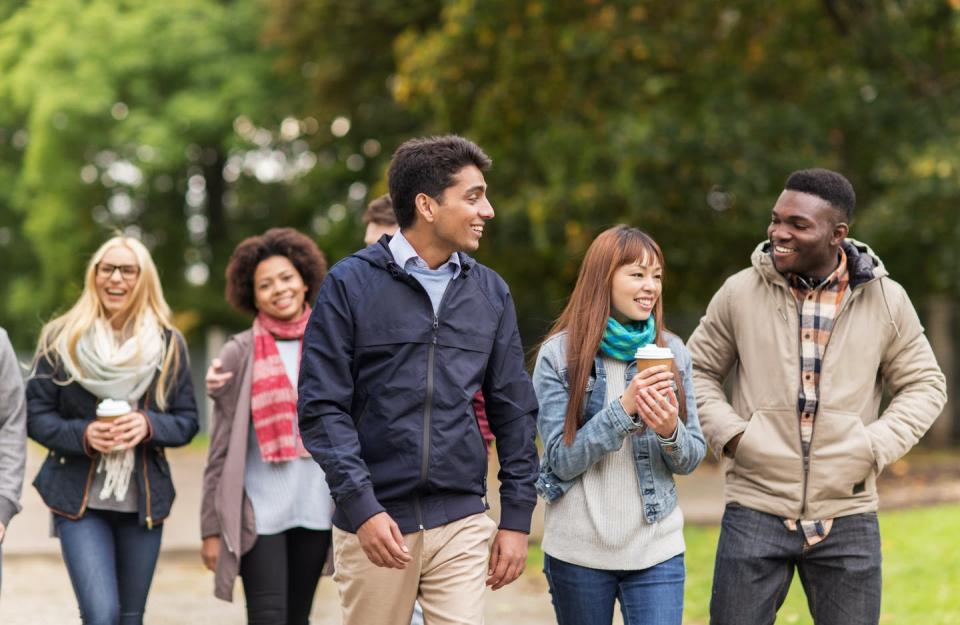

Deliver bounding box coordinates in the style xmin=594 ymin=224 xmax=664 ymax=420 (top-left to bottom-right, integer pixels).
xmin=34 ymin=235 xmax=182 ymax=410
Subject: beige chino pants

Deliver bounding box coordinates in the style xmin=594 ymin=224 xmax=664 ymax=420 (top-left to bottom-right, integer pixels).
xmin=332 ymin=512 xmax=498 ymax=625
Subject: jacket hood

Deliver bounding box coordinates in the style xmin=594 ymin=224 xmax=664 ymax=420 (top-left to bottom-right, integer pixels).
xmin=750 ymin=237 xmax=888 ymax=290
xmin=352 ymin=234 xmax=478 ymax=277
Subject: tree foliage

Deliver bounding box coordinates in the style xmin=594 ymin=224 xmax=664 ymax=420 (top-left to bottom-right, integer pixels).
xmin=1 ymin=0 xmax=959 ymax=351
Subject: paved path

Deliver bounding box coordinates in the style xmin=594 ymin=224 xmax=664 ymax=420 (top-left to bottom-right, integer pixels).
xmin=3 ymin=444 xmax=955 ymax=624
xmin=2 ymin=445 xmax=720 ymax=624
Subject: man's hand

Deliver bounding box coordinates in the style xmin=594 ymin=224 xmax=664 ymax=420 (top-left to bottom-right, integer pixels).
xmin=486 ymin=529 xmax=528 ymax=590
xmin=201 ymin=535 xmax=220 ymax=572
xmin=724 ymin=432 xmax=743 ymax=458
xmin=206 ymin=358 xmax=233 ymax=394
xmin=356 ymin=512 xmax=411 ymax=569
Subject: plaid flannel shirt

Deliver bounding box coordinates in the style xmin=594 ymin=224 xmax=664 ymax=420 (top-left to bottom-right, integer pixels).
xmin=783 ymin=247 xmax=850 ymax=545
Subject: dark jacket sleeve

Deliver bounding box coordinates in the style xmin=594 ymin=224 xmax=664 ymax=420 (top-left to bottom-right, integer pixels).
xmin=298 ymin=270 xmax=385 ymax=530
xmin=481 ymin=287 xmax=540 ymax=533
xmin=26 ymin=356 xmax=91 ymax=457
xmin=143 ymin=334 xmax=199 ymax=448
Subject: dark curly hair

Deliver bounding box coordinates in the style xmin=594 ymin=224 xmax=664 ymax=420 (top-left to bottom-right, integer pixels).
xmin=225 ymin=228 xmax=327 ymax=316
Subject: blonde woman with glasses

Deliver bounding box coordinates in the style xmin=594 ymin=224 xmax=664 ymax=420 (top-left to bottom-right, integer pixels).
xmin=26 ymin=235 xmax=199 ymax=625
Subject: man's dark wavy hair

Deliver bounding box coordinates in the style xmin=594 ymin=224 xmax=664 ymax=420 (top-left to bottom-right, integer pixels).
xmin=388 ymin=135 xmax=492 ymax=229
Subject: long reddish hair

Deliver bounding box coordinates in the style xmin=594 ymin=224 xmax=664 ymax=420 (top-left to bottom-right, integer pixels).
xmin=544 ymin=225 xmax=686 ymax=445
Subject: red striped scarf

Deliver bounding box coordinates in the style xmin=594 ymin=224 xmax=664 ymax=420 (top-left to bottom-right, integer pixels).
xmin=251 ymin=306 xmax=312 ymax=462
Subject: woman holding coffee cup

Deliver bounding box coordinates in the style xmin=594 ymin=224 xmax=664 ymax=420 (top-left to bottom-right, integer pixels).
xmin=200 ymin=228 xmax=334 ymax=624
xmin=26 ymin=235 xmax=199 ymax=625
xmin=533 ymin=225 xmax=706 ymax=625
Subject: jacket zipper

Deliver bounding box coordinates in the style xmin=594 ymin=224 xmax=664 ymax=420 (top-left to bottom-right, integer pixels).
xmin=142 ymin=446 xmax=154 ymax=529
xmin=413 ymin=271 xmax=461 ymax=531
xmin=796 ymin=283 xmax=866 ymax=515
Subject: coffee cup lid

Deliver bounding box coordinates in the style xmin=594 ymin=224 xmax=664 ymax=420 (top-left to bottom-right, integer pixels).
xmin=634 ymin=345 xmax=674 ymax=359
xmin=97 ymin=398 xmax=132 ymax=417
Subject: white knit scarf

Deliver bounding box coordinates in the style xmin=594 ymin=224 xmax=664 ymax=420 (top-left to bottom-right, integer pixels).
xmin=62 ymin=313 xmax=166 ymax=502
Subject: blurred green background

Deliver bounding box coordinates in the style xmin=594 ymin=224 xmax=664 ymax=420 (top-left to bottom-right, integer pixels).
xmin=1 ymin=0 xmax=958 ymax=437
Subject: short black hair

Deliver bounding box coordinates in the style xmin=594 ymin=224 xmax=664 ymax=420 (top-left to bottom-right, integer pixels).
xmin=784 ymin=168 xmax=855 ymax=220
xmin=387 ymin=135 xmax=492 ymax=229
xmin=225 ymin=228 xmax=327 ymax=316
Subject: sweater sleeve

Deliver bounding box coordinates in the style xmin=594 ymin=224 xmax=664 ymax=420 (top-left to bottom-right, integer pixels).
xmin=0 ymin=330 xmax=26 ymax=526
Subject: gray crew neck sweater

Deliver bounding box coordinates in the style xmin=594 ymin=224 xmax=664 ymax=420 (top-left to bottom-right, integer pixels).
xmin=541 ymin=357 xmax=685 ymax=570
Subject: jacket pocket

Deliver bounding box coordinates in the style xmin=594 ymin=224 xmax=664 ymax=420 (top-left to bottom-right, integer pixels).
xmin=732 ymin=408 xmax=804 ymax=500
xmin=807 ymin=409 xmax=876 ymax=501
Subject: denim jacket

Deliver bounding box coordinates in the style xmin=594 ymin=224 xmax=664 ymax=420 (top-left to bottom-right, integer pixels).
xmin=533 ymin=330 xmax=706 ymax=523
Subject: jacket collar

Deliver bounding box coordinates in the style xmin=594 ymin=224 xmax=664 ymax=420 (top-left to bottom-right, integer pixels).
xmin=750 ymin=237 xmax=887 ymax=291
xmin=353 ymin=234 xmax=477 ymax=278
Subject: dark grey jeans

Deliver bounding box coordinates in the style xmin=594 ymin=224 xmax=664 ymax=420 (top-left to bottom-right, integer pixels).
xmin=710 ymin=504 xmax=881 ymax=625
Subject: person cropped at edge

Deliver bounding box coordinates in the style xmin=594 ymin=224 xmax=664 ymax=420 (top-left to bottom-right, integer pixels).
xmin=200 ymin=228 xmax=335 ymax=625
xmin=26 ymin=235 xmax=199 ymax=625
xmin=686 ymin=168 xmax=947 ymax=625
xmin=297 ymin=135 xmax=539 ymax=625
xmin=0 ymin=326 xmax=27 ymax=595
xmin=534 ymin=225 xmax=705 ymax=625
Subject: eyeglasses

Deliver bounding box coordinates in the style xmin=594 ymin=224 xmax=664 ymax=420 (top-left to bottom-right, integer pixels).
xmin=96 ymin=262 xmax=140 ymax=281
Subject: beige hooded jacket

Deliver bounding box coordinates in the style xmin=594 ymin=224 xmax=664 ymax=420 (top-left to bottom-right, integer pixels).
xmin=687 ymin=239 xmax=946 ymax=520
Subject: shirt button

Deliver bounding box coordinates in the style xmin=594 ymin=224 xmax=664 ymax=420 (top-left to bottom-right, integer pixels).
xmin=59 ymin=457 xmax=66 ymax=464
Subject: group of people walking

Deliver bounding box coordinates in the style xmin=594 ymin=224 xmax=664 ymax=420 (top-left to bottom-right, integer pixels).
xmin=0 ymin=133 xmax=947 ymax=625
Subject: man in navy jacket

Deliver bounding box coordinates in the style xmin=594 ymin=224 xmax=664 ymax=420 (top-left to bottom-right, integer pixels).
xmin=298 ymin=135 xmax=539 ymax=625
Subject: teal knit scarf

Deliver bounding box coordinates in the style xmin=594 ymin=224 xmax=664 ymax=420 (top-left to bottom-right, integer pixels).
xmin=599 ymin=315 xmax=656 ymax=362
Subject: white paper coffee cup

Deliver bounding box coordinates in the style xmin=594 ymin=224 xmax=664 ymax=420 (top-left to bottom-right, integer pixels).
xmin=635 ymin=345 xmax=674 ymax=373
xmin=96 ymin=399 xmax=131 ymax=423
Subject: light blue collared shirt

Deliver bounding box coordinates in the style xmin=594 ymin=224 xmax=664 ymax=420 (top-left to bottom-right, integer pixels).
xmin=388 ymin=230 xmax=461 ymax=315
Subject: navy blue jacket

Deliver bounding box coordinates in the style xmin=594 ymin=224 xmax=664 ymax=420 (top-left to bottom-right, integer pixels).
xmin=298 ymin=237 xmax=539 ymax=534
xmin=26 ymin=332 xmax=199 ymax=528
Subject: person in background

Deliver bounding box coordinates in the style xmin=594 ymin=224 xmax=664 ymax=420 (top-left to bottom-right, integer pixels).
xmin=363 ymin=193 xmax=400 ymax=246
xmin=26 ymin=235 xmax=199 ymax=625
xmin=534 ymin=225 xmax=705 ymax=625
xmin=0 ymin=326 xmax=27 ymax=595
xmin=298 ymin=135 xmax=539 ymax=625
xmin=200 ymin=228 xmax=334 ymax=625
xmin=687 ymin=169 xmax=947 ymax=625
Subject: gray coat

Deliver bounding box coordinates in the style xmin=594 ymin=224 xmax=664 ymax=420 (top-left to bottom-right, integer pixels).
xmin=0 ymin=328 xmax=26 ymax=529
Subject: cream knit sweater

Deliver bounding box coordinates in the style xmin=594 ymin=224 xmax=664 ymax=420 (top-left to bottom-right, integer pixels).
xmin=541 ymin=357 xmax=685 ymax=570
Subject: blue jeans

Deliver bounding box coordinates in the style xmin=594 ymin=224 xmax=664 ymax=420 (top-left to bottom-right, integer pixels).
xmin=710 ymin=504 xmax=881 ymax=625
xmin=55 ymin=509 xmax=163 ymax=625
xmin=543 ymin=553 xmax=685 ymax=625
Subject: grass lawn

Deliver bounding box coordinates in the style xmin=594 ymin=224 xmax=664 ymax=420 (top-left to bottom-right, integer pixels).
xmin=527 ymin=504 xmax=960 ymax=625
